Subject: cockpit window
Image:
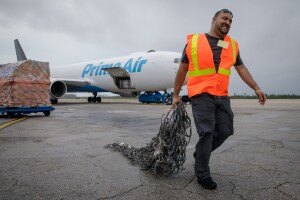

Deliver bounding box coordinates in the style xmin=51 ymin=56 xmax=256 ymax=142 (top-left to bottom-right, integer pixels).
xmin=174 ymin=58 xmax=181 ymax=63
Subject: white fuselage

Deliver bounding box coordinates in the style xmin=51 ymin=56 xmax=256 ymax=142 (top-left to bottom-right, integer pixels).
xmin=50 ymin=51 xmax=182 ymax=95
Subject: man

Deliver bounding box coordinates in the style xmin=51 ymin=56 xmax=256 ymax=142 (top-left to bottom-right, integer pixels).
xmin=172 ymin=9 xmax=266 ymax=190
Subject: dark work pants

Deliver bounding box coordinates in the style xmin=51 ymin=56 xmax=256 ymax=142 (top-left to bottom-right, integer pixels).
xmin=191 ymin=93 xmax=234 ymax=181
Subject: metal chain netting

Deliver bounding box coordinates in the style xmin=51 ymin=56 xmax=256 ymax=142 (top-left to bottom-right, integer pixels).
xmin=105 ymin=103 xmax=192 ymax=176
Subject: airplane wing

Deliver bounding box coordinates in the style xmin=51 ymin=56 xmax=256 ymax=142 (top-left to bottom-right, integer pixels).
xmin=102 ymin=67 xmax=135 ymax=89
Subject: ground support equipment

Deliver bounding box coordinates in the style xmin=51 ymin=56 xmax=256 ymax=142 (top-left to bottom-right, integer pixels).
xmin=0 ymin=106 xmax=55 ymax=118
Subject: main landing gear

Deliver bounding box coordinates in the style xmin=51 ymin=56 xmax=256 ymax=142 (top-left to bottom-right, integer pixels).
xmin=87 ymin=92 xmax=101 ymax=103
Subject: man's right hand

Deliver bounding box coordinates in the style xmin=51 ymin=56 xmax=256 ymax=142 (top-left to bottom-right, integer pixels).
xmin=255 ymin=88 xmax=267 ymax=105
xmin=172 ymin=62 xmax=188 ymax=108
xmin=172 ymin=95 xmax=182 ymax=108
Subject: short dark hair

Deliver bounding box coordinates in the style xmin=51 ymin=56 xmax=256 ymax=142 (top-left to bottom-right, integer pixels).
xmin=214 ymin=9 xmax=233 ymax=18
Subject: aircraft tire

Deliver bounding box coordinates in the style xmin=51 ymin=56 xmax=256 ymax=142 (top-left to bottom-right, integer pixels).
xmin=7 ymin=112 xmax=14 ymax=118
xmin=96 ymin=97 xmax=101 ymax=102
xmin=88 ymin=97 xmax=92 ymax=103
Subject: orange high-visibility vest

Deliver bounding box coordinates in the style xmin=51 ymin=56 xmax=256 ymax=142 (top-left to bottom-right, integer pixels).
xmin=186 ymin=34 xmax=239 ymax=97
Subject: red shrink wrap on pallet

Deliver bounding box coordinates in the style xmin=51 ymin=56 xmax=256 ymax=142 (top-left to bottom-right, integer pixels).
xmin=0 ymin=60 xmax=51 ymax=107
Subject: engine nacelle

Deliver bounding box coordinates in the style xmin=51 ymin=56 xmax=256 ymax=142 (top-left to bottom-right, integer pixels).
xmin=50 ymin=80 xmax=67 ymax=98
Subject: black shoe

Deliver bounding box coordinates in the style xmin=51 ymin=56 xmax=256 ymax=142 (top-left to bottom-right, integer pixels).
xmin=198 ymin=177 xmax=217 ymax=190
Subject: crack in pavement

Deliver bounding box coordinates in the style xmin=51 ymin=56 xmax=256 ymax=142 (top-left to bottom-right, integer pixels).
xmin=229 ymin=181 xmax=247 ymax=200
xmin=230 ymin=160 xmax=292 ymax=175
xmin=256 ymin=182 xmax=300 ymax=200
xmin=183 ymin=176 xmax=196 ymax=188
xmin=212 ymin=167 xmax=254 ymax=177
xmin=4 ymin=177 xmax=18 ymax=192
xmin=229 ymin=179 xmax=300 ymax=200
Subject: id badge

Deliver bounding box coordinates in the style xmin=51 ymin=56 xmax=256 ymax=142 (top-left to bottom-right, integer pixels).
xmin=217 ymin=40 xmax=229 ymax=49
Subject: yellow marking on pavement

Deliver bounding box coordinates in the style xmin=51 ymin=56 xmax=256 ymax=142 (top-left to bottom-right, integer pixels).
xmin=0 ymin=117 xmax=28 ymax=130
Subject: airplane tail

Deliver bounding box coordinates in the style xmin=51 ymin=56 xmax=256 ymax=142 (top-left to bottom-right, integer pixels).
xmin=14 ymin=39 xmax=27 ymax=61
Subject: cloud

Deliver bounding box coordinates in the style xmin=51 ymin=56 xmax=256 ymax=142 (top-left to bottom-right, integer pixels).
xmin=0 ymin=0 xmax=299 ymax=94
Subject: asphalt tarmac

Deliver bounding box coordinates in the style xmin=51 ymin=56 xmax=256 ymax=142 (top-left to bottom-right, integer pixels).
xmin=0 ymin=99 xmax=299 ymax=200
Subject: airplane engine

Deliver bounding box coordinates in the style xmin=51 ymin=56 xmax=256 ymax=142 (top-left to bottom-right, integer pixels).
xmin=50 ymin=80 xmax=67 ymax=98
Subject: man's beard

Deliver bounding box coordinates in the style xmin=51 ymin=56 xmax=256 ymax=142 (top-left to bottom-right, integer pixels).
xmin=219 ymin=24 xmax=230 ymax=35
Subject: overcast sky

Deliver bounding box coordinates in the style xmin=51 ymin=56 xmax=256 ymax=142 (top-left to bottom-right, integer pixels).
xmin=0 ymin=0 xmax=299 ymax=95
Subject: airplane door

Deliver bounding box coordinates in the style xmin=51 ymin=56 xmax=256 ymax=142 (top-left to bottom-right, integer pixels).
xmin=102 ymin=67 xmax=135 ymax=89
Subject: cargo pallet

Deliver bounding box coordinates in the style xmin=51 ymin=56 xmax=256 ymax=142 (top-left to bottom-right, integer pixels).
xmin=0 ymin=106 xmax=55 ymax=118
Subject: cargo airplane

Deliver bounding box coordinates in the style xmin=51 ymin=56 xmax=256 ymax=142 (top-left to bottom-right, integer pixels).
xmin=14 ymin=39 xmax=182 ymax=104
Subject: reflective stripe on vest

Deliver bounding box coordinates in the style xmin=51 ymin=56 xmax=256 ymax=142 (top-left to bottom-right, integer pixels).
xmin=188 ymin=34 xmax=236 ymax=77
xmin=191 ymin=34 xmax=199 ymax=71
xmin=231 ymin=37 xmax=237 ymax=65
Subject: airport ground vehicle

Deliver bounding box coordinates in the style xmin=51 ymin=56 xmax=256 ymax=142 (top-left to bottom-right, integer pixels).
xmin=0 ymin=106 xmax=55 ymax=118
xmin=138 ymin=91 xmax=171 ymax=104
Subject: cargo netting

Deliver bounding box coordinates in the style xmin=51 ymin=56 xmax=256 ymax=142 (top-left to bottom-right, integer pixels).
xmin=0 ymin=60 xmax=51 ymax=107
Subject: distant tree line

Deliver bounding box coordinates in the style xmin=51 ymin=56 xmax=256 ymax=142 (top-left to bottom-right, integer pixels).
xmin=230 ymin=93 xmax=300 ymax=99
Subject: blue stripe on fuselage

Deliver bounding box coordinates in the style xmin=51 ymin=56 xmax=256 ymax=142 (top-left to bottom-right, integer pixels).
xmin=67 ymin=85 xmax=109 ymax=93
